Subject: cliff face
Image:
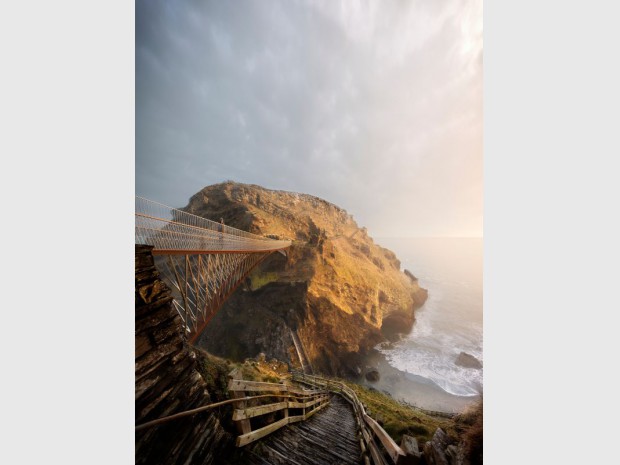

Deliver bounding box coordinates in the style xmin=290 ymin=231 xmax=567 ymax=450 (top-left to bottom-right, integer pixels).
xmin=135 ymin=245 xmax=233 ymax=465
xmin=184 ymin=182 xmax=427 ymax=376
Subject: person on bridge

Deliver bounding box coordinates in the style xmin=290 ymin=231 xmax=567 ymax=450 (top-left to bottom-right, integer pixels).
xmin=219 ymin=218 xmax=224 ymax=248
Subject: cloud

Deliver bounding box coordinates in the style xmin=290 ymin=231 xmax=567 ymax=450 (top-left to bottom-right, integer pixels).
xmin=136 ymin=0 xmax=483 ymax=237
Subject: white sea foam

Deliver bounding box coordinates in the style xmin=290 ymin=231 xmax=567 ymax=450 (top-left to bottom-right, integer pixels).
xmin=378 ymin=342 xmax=483 ymax=397
xmin=375 ymin=237 xmax=483 ymax=399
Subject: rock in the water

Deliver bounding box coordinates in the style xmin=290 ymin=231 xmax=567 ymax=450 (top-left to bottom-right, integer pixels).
xmin=455 ymin=352 xmax=482 ymax=369
xmin=365 ymin=368 xmax=380 ymax=382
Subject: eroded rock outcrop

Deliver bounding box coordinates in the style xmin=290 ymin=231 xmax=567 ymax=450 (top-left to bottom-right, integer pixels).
xmin=423 ymin=428 xmax=472 ymax=465
xmin=183 ymin=181 xmax=427 ymax=376
xmin=423 ymin=428 xmax=455 ymax=465
xmin=135 ymin=245 xmax=234 ymax=465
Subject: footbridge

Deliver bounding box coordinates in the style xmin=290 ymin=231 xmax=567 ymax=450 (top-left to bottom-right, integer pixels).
xmin=135 ymin=196 xmax=291 ymax=344
xmin=135 ymin=197 xmax=421 ymax=465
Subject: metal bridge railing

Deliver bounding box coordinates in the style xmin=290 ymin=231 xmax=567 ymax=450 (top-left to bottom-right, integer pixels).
xmin=135 ymin=196 xmax=292 ymax=344
xmin=135 ymin=196 xmax=291 ymax=252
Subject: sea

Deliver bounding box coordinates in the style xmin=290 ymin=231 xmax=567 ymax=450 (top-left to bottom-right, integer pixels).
xmin=361 ymin=237 xmax=483 ymax=412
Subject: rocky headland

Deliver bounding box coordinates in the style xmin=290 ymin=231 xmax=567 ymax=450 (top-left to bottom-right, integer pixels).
xmin=183 ymin=181 xmax=428 ymax=377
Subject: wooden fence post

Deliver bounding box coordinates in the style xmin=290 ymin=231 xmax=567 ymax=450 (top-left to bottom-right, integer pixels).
xmin=228 ymin=368 xmax=251 ymax=435
xmin=284 ymin=392 xmax=289 ymax=421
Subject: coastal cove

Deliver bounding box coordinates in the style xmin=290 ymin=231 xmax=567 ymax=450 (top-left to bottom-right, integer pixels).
xmin=180 ymin=183 xmax=483 ymax=415
xmin=130 ymin=0 xmax=486 ymax=460
xmin=133 ymin=188 xmax=485 ymax=465
xmin=359 ymin=237 xmax=483 ymax=413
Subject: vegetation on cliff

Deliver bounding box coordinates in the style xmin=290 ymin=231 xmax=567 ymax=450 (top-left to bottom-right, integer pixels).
xmin=194 ymin=348 xmax=482 ymax=465
xmin=453 ymin=399 xmax=483 ymax=465
xmin=184 ymin=181 xmax=427 ymax=376
xmin=136 ymin=243 xmax=477 ymax=464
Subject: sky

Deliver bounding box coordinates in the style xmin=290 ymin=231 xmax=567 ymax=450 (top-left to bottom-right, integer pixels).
xmin=136 ymin=0 xmax=483 ymax=238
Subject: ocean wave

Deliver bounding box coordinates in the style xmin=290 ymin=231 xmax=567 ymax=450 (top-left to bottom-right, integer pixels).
xmin=376 ymin=237 xmax=483 ymax=399
xmin=378 ymin=343 xmax=483 ymax=397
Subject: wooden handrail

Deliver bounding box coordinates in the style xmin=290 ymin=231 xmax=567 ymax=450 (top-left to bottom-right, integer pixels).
xmin=291 ymin=372 xmax=412 ymax=465
xmin=135 ymin=394 xmax=282 ymax=431
xmin=228 ymin=373 xmax=330 ymax=447
xmin=235 ymin=396 xmax=330 ymax=446
xmin=232 ymin=396 xmax=327 ymax=421
xmin=364 ymin=413 xmax=404 ymax=464
xmin=227 ymin=378 xmax=323 ymax=395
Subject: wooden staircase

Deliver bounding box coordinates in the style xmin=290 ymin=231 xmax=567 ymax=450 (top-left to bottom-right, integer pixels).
xmin=240 ymin=395 xmax=361 ymax=465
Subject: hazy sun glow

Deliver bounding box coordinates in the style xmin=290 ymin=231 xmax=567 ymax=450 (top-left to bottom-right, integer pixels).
xmin=136 ymin=0 xmax=483 ymax=237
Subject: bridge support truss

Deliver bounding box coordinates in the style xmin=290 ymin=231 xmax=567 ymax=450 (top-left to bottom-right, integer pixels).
xmin=135 ymin=196 xmax=291 ymax=345
xmin=154 ymin=251 xmax=272 ymax=344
